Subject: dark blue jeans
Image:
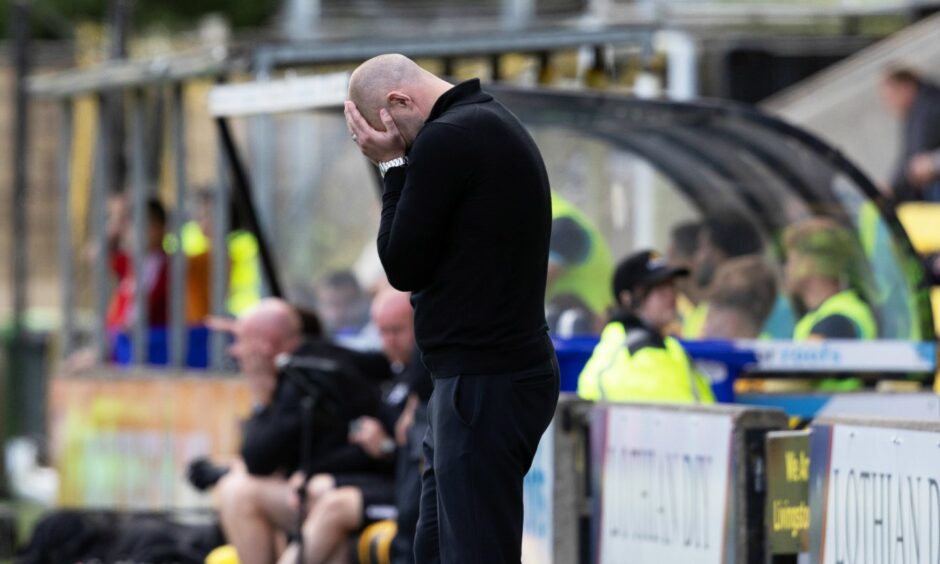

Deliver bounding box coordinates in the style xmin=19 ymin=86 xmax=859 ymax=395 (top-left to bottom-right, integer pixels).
xmin=413 ymin=357 xmax=559 ymax=564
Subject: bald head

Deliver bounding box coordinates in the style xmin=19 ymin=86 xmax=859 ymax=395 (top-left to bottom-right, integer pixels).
xmin=236 ymin=298 xmax=303 ymax=356
xmin=348 ymin=54 xmax=452 ymax=144
xmin=371 ymin=288 xmax=414 ymax=366
xmin=372 ymin=288 xmax=412 ymax=323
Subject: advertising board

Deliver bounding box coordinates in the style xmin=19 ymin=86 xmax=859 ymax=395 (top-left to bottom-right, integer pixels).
xmin=522 ymin=422 xmax=555 ymax=564
xmin=810 ymin=421 xmax=940 ymax=564
xmin=593 ymin=405 xmax=734 ymax=564
xmin=50 ymin=374 xmax=250 ymax=508
xmin=766 ymin=430 xmax=812 ymax=555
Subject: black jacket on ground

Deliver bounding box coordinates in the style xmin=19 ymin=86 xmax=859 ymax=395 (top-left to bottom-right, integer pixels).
xmin=240 ymin=339 xmax=389 ymax=477
xmin=378 ymin=79 xmax=553 ymax=376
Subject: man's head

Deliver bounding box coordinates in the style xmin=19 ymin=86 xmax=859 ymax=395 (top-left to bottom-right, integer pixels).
xmin=668 ymin=221 xmax=702 ymax=299
xmin=613 ymin=250 xmax=689 ymax=333
xmin=694 ymin=213 xmax=763 ymax=289
xmin=783 ymin=217 xmax=859 ymax=299
xmin=880 ymin=67 xmax=921 ymax=117
xmin=348 ymin=54 xmax=453 ymax=146
xmin=701 ymin=256 xmax=778 ymax=340
xmin=147 ymin=198 xmax=167 ymax=252
xmin=120 ymin=196 xmax=167 ymax=252
xmin=228 ymin=298 xmax=303 ymax=373
xmin=371 ymin=288 xmax=415 ymax=367
xmin=316 ymin=270 xmax=367 ymax=334
xmin=194 ymin=188 xmax=215 ymax=237
xmin=107 ymin=191 xmax=129 ymax=242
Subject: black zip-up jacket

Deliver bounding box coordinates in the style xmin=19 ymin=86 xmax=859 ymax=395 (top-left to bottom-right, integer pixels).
xmin=240 ymin=339 xmax=390 ymax=477
xmin=378 ymin=79 xmax=553 ymax=376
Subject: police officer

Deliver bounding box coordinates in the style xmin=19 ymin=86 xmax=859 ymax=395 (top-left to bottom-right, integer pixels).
xmin=577 ymin=250 xmax=714 ymax=404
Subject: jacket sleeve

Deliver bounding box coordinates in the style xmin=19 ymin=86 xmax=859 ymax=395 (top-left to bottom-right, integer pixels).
xmin=377 ymin=122 xmax=472 ymax=291
xmin=240 ymin=379 xmax=300 ymax=476
xmin=307 ymin=443 xmax=395 ymax=477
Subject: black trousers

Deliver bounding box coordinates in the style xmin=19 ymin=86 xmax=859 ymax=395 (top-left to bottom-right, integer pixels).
xmin=413 ymin=357 xmax=559 ymax=564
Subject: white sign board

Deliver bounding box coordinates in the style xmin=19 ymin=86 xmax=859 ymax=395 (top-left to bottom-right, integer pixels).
xmin=208 ymin=72 xmax=350 ymax=117
xmin=818 ymin=394 xmax=940 ymax=421
xmin=523 ymin=423 xmax=554 ymax=564
xmin=818 ymin=424 xmax=940 ymax=564
xmin=747 ymin=341 xmax=935 ymax=373
xmin=597 ymin=406 xmax=734 ymax=564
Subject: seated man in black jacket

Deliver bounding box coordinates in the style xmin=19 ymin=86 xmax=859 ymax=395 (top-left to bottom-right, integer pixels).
xmin=198 ymin=298 xmax=390 ymax=564
xmin=279 ymin=289 xmax=433 ymax=564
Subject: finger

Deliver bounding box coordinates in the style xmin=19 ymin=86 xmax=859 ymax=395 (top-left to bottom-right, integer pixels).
xmin=206 ymin=316 xmax=236 ymax=333
xmin=343 ymin=102 xmax=358 ymax=136
xmin=346 ymin=103 xmax=374 ymax=136
xmin=379 ymin=109 xmax=400 ymax=136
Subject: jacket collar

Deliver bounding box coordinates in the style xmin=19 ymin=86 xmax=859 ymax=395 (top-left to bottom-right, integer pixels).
xmin=427 ymin=79 xmax=493 ymax=122
xmin=612 ymin=310 xmax=665 ymax=340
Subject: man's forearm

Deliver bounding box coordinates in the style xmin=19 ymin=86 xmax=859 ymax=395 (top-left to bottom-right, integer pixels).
xmin=376 ymin=168 xmax=438 ymax=291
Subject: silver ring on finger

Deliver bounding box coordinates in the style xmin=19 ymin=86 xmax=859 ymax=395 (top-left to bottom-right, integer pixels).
xmin=351 ymin=133 xmax=358 ymax=143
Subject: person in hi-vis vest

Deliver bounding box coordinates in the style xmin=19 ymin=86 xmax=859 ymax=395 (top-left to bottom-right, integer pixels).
xmin=578 ymin=250 xmax=714 ymax=404
xmin=546 ymin=194 xmax=614 ymax=336
xmin=784 ymin=218 xmax=877 ymax=342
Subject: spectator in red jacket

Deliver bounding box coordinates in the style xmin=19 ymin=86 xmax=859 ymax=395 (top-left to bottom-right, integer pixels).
xmin=106 ymin=197 xmax=169 ymax=330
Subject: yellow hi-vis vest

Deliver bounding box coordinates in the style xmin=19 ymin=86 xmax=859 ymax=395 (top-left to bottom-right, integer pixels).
xmin=226 ymin=231 xmax=262 ymax=316
xmin=577 ymin=321 xmax=715 ymax=404
xmin=681 ymin=301 xmax=709 ymax=339
xmin=175 ymin=221 xmax=262 ymax=316
xmin=793 ymin=290 xmax=877 ymax=341
xmin=548 ymin=195 xmax=615 ymax=316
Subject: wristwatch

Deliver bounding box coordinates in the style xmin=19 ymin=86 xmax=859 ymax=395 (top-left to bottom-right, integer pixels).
xmin=378 ymin=156 xmax=408 ymax=178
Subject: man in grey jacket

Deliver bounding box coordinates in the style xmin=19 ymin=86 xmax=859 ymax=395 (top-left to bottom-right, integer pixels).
xmin=881 ymin=67 xmax=940 ymax=202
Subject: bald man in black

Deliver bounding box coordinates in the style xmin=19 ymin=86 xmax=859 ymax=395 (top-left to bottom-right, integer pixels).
xmin=345 ymin=54 xmax=559 ymax=563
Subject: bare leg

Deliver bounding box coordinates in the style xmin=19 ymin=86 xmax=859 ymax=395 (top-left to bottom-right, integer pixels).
xmin=216 ymin=465 xmax=297 ymax=564
xmin=278 ymin=540 xmax=351 ymax=564
xmin=325 ymin=542 xmax=351 ymax=564
xmin=299 ymin=487 xmax=363 ymax=564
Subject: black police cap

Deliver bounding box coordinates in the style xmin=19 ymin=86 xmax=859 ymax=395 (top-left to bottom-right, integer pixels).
xmin=612 ymin=250 xmax=690 ymax=301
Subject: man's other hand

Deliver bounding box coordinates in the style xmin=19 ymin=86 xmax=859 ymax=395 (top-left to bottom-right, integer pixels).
xmin=908 ymin=152 xmax=939 ymax=187
xmin=349 ymin=416 xmax=394 ymax=458
xmin=395 ymin=395 xmax=419 ymax=446
xmin=344 ymin=102 xmax=406 ymax=165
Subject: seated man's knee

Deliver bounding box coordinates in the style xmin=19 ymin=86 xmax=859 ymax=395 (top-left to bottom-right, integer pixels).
xmin=216 ymin=466 xmax=260 ymax=515
xmin=305 ymin=473 xmax=337 ymax=507
xmin=307 ymin=488 xmax=361 ymax=532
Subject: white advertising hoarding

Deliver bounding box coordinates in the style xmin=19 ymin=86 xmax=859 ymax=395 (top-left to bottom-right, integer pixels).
xmin=597 ymin=406 xmax=734 ymax=564
xmin=523 ymin=422 xmax=554 ymax=564
xmin=748 ymin=341 xmax=936 ymax=373
xmin=208 ymin=72 xmax=350 ymax=117
xmin=817 ymin=424 xmax=940 ymax=564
